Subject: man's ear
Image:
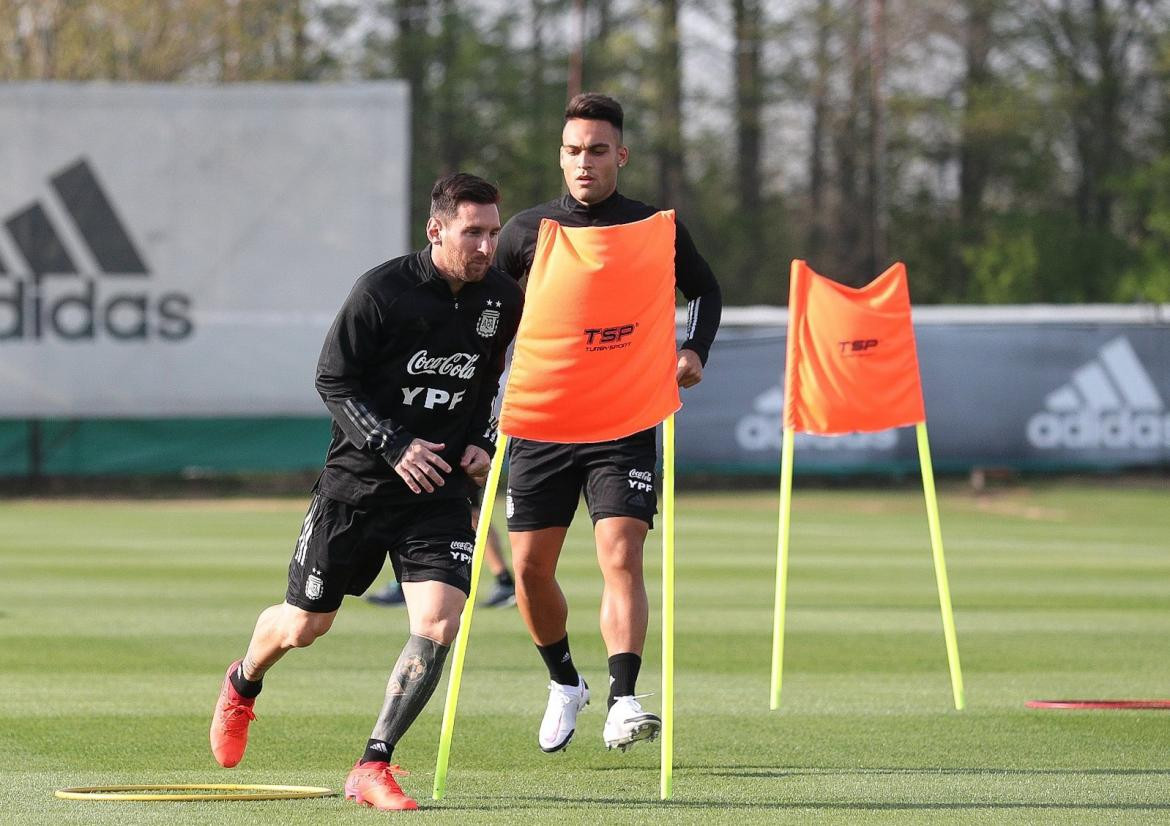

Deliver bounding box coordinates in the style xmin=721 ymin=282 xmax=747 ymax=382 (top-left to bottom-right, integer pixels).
xmin=426 ymin=215 xmax=442 ymax=244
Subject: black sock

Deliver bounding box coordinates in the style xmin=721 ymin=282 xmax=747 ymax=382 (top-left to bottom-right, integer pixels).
xmin=537 ymin=635 xmax=579 ymax=686
xmin=496 ymin=569 xmax=514 ymax=587
xmin=229 ymin=660 xmax=263 ymax=699
xmin=607 ymin=652 xmax=641 ymax=709
xmin=361 ymin=738 xmax=394 ymax=764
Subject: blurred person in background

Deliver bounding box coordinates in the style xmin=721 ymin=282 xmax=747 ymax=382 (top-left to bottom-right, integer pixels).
xmin=366 ymin=491 xmax=516 ymax=608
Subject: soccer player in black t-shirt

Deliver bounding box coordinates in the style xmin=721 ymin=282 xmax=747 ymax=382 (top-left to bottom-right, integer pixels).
xmin=495 ymin=93 xmax=722 ymax=753
xmin=209 ymin=173 xmax=523 ymax=810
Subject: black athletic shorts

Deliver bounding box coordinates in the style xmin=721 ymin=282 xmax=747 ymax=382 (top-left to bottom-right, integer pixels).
xmin=285 ymin=494 xmax=475 ymax=613
xmin=505 ymin=428 xmax=658 ymax=531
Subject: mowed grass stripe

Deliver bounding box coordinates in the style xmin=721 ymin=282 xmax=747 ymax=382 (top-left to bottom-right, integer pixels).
xmin=3 ymin=485 xmax=1170 ymax=824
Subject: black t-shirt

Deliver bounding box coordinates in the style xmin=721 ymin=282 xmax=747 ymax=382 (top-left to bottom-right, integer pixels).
xmin=313 ymin=248 xmax=523 ymax=505
xmin=495 ymin=191 xmax=722 ymax=364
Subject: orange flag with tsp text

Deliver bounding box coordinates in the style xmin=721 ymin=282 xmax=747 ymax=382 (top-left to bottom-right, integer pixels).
xmin=500 ymin=212 xmax=681 ymax=443
xmin=784 ymin=259 xmax=925 ymax=435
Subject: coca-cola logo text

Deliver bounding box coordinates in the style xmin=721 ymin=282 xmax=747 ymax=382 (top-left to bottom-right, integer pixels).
xmin=406 ymin=350 xmax=479 ymax=380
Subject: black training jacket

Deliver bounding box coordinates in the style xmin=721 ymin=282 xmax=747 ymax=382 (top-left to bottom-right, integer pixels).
xmin=495 ymin=191 xmax=722 ymax=364
xmin=313 ymin=248 xmax=523 ymax=505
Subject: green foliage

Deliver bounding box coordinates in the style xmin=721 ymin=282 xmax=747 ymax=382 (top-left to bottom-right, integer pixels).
xmin=1117 ymin=156 xmax=1170 ymax=302
xmin=963 ymin=219 xmax=1040 ymax=303
xmin=887 ymin=199 xmax=963 ymax=304
xmin=361 ymin=3 xmax=569 ymax=245
xmin=3 ymin=1 xmax=1170 ymax=304
xmin=963 ymin=213 xmax=1135 ymax=303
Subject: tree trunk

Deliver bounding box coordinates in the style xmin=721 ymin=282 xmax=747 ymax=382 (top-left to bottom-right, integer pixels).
xmin=1045 ymin=0 xmax=1137 ymax=233
xmin=528 ymin=0 xmax=548 ymax=205
xmin=834 ymin=1 xmax=867 ymax=282
xmin=733 ymin=0 xmax=762 ymax=217
xmin=807 ymin=0 xmax=833 ymax=263
xmin=291 ymin=0 xmax=308 ymax=80
xmin=39 ymin=1 xmax=61 ymax=80
xmin=588 ymin=0 xmax=612 ymax=87
xmin=393 ymin=0 xmax=432 ymax=232
xmin=435 ymin=0 xmax=463 ymax=174
xmin=657 ymin=0 xmax=686 ymax=209
xmin=958 ymin=0 xmax=994 ymax=298
xmin=568 ymin=0 xmax=584 ymax=99
xmin=1088 ymin=0 xmax=1121 ymax=231
xmin=866 ymin=0 xmax=886 ymax=272
xmin=219 ymin=0 xmax=243 ymax=82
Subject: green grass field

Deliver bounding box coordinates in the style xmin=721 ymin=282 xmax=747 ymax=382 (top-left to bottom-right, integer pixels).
xmin=3 ymin=483 xmax=1170 ymax=824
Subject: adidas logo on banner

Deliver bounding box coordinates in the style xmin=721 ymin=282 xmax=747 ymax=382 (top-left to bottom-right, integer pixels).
xmin=735 ymin=384 xmax=897 ymax=452
xmin=1026 ymin=337 xmax=1169 ymax=450
xmin=0 ymin=158 xmax=192 ymax=341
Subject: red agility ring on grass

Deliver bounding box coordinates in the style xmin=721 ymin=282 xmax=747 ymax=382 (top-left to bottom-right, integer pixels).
xmin=1027 ymin=700 xmax=1170 ymax=710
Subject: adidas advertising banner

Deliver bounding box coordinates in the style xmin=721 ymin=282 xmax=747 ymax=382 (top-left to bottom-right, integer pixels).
xmin=679 ymin=323 xmax=1170 ymax=472
xmin=0 ymin=83 xmax=408 ymax=416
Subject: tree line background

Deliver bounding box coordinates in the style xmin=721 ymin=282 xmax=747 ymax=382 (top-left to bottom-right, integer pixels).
xmin=3 ymin=0 xmax=1169 ymax=305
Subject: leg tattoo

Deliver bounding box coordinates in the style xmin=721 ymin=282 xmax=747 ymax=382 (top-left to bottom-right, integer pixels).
xmin=241 ymin=654 xmax=267 ymax=683
xmin=370 ymin=634 xmax=450 ymax=747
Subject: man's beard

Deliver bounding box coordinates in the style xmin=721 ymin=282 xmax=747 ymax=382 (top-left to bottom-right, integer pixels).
xmin=458 ymin=256 xmax=489 ymax=281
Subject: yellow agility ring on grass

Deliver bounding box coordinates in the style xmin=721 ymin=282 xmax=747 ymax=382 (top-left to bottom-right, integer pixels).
xmin=55 ymin=784 xmax=335 ymax=802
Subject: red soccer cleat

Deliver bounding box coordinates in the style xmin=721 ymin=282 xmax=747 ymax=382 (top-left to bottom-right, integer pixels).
xmin=344 ymin=761 xmax=419 ymax=811
xmin=210 ymin=660 xmax=256 ymax=768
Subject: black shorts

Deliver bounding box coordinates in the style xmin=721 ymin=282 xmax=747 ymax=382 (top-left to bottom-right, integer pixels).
xmin=285 ymin=494 xmax=475 ymax=613
xmin=505 ymin=428 xmax=658 ymax=531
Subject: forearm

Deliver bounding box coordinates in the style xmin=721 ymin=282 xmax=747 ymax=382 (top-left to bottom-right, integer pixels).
xmin=680 ymin=282 xmax=722 ymax=365
xmin=318 ymin=387 xmax=414 ymax=464
xmin=674 ymin=220 xmax=722 ymax=365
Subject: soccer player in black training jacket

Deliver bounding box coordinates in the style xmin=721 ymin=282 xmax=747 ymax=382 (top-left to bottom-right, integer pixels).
xmin=495 ymin=93 xmax=722 ymax=753
xmin=210 ymin=174 xmax=522 ymax=811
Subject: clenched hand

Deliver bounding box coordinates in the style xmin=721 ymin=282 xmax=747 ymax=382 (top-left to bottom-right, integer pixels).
xmin=460 ymin=445 xmax=491 ymax=487
xmin=676 ymin=348 xmax=703 ymax=389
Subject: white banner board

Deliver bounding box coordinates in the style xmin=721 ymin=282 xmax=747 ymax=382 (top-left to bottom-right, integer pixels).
xmin=0 ymin=83 xmax=409 ymax=416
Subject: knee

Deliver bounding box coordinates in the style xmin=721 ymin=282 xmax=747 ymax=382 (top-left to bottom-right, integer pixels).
xmin=597 ymin=539 xmax=644 ymax=577
xmin=412 ymin=612 xmax=461 ymax=646
xmin=514 ymin=545 xmax=557 ymax=583
xmin=279 ymin=608 xmax=333 ymax=649
xmin=515 ymin=556 xmax=556 ymax=588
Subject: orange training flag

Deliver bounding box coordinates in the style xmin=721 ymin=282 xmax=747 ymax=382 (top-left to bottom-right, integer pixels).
xmin=784 ymin=259 xmax=925 ymax=435
xmin=500 ymin=211 xmax=681 ymax=443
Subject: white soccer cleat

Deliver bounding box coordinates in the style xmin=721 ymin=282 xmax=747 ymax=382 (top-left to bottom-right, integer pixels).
xmin=603 ymin=695 xmax=662 ymax=752
xmin=538 ymin=677 xmax=589 ymax=753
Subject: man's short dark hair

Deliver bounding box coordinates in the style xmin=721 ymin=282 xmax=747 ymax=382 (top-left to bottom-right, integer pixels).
xmin=565 ymin=92 xmax=623 ymax=133
xmin=430 ymin=172 xmax=501 ymax=218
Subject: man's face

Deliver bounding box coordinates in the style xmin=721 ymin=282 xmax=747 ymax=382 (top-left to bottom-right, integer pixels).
xmin=428 ymin=201 xmax=501 ymax=285
xmin=560 ymin=118 xmax=628 ymax=205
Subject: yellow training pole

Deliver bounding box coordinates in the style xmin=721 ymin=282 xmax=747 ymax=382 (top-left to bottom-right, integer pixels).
xmin=916 ymin=422 xmax=965 ymax=710
xmin=433 ymin=431 xmax=509 ymax=800
xmin=660 ymin=413 xmax=676 ymax=800
xmin=769 ymin=427 xmax=796 ymax=710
